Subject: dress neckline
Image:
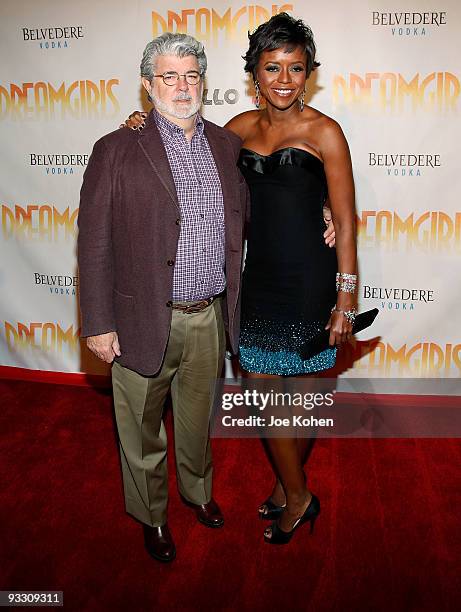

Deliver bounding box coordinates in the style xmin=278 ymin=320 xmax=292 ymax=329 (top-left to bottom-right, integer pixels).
xmin=240 ymin=146 xmax=323 ymax=165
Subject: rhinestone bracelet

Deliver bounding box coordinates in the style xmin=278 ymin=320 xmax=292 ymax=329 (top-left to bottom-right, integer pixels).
xmin=338 ymin=280 xmax=356 ymax=294
xmin=336 ymin=272 xmax=357 ymax=294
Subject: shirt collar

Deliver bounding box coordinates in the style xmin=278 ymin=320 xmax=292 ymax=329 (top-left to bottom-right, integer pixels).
xmin=153 ymin=107 xmax=204 ymax=139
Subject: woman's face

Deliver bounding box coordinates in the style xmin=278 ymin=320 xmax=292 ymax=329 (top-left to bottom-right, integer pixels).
xmin=255 ymin=45 xmax=308 ymax=111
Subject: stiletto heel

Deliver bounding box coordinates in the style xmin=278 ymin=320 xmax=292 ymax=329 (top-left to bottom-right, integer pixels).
xmin=264 ymin=494 xmax=320 ymax=545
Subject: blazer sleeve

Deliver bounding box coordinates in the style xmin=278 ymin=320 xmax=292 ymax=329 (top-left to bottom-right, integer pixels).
xmin=77 ymin=138 xmax=116 ymax=338
xmin=224 ymin=127 xmax=251 ymax=226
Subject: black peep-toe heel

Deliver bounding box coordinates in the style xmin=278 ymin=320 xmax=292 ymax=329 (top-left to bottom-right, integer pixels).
xmin=264 ymin=494 xmax=320 ymax=545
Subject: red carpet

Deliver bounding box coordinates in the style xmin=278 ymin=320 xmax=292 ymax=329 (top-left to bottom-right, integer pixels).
xmin=1 ymin=379 xmax=460 ymax=611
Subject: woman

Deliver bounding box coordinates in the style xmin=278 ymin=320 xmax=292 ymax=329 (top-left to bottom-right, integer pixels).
xmin=224 ymin=13 xmax=357 ymax=544
xmin=123 ymin=13 xmax=357 ymax=545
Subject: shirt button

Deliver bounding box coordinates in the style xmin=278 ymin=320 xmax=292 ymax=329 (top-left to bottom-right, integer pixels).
xmin=167 ymin=260 xmax=174 ymax=266
xmin=175 ymin=218 xmax=180 ymax=225
xmin=166 ymin=300 xmax=173 ymax=307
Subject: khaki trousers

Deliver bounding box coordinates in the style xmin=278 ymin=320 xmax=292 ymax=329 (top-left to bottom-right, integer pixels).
xmin=111 ymin=298 xmax=225 ymax=527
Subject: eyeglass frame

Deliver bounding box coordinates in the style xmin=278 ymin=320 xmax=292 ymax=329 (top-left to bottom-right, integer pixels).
xmin=152 ymin=71 xmax=203 ymax=86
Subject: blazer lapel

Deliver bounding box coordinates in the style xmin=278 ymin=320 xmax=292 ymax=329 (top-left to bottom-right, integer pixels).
xmin=138 ymin=111 xmax=179 ymax=210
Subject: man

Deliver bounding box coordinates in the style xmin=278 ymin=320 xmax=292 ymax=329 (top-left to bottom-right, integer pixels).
xmin=78 ymin=33 xmax=248 ymax=563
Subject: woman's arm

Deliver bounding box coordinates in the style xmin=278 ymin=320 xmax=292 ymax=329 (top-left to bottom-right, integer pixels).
xmin=320 ymin=119 xmax=357 ymax=345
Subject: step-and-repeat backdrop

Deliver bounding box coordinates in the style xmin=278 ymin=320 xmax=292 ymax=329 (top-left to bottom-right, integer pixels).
xmin=1 ymin=0 xmax=460 ymax=387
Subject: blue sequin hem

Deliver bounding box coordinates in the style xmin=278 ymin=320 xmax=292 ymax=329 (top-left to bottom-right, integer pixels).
xmin=238 ymin=314 xmax=336 ymax=376
xmin=239 ymin=345 xmax=336 ymax=376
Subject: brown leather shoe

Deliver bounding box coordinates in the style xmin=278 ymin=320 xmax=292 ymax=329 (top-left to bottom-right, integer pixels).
xmin=191 ymin=498 xmax=224 ymax=528
xmin=143 ymin=524 xmax=176 ymax=562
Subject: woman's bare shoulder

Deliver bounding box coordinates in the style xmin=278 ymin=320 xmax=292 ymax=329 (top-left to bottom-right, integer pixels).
xmin=304 ymin=107 xmax=347 ymax=148
xmin=224 ymin=110 xmax=260 ymax=139
xmin=304 ymin=106 xmax=341 ymax=131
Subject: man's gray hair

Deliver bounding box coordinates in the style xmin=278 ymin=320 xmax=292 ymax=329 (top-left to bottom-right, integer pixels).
xmin=140 ymin=32 xmax=207 ymax=81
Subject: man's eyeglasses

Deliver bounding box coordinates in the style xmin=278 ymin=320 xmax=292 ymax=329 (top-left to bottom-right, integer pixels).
xmin=153 ymin=71 xmax=202 ymax=86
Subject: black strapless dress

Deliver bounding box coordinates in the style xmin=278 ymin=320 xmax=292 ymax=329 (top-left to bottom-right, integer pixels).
xmin=237 ymin=147 xmax=337 ymax=375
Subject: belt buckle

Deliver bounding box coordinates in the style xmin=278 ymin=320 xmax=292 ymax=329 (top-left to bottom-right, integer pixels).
xmin=183 ymin=304 xmax=199 ymax=314
xmin=186 ymin=298 xmax=213 ymax=313
xmin=173 ymin=297 xmax=214 ymax=314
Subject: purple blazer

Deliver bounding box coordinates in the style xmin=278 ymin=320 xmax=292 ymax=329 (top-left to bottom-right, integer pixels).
xmin=77 ymin=111 xmax=248 ymax=376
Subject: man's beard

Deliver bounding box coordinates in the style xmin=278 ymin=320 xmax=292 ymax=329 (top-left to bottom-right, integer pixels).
xmin=151 ymin=89 xmax=202 ymax=120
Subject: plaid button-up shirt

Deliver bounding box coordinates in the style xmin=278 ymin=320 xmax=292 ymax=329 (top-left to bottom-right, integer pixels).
xmin=154 ymin=109 xmax=225 ymax=302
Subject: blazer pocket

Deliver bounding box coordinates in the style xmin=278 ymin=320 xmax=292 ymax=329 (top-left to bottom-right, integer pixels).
xmin=114 ymin=288 xmax=134 ymax=299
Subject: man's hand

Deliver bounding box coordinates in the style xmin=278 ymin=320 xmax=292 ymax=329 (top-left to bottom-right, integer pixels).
xmin=323 ymin=205 xmax=336 ymax=248
xmin=86 ymin=332 xmax=121 ymax=363
xmin=119 ymin=111 xmax=147 ymax=130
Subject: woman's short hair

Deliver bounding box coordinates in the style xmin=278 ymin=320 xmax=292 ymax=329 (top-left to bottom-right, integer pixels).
xmin=140 ymin=33 xmax=207 ymax=81
xmin=243 ymin=12 xmax=320 ymax=77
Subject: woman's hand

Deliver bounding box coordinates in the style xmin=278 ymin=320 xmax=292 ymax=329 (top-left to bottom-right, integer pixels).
xmin=119 ymin=111 xmax=147 ymax=130
xmin=322 ymin=204 xmax=335 ymax=247
xmin=325 ymin=309 xmax=353 ymax=346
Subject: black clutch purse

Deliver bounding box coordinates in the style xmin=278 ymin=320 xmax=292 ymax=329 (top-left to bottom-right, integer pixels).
xmin=298 ymin=308 xmax=379 ymax=361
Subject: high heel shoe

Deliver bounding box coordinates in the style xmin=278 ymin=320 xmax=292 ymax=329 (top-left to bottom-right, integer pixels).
xmin=264 ymin=494 xmax=320 ymax=545
xmin=258 ymin=497 xmax=286 ymax=520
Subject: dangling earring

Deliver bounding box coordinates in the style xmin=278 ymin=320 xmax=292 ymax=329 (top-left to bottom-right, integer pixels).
xmin=254 ymin=80 xmax=260 ymax=109
xmin=299 ymin=90 xmax=305 ymax=112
